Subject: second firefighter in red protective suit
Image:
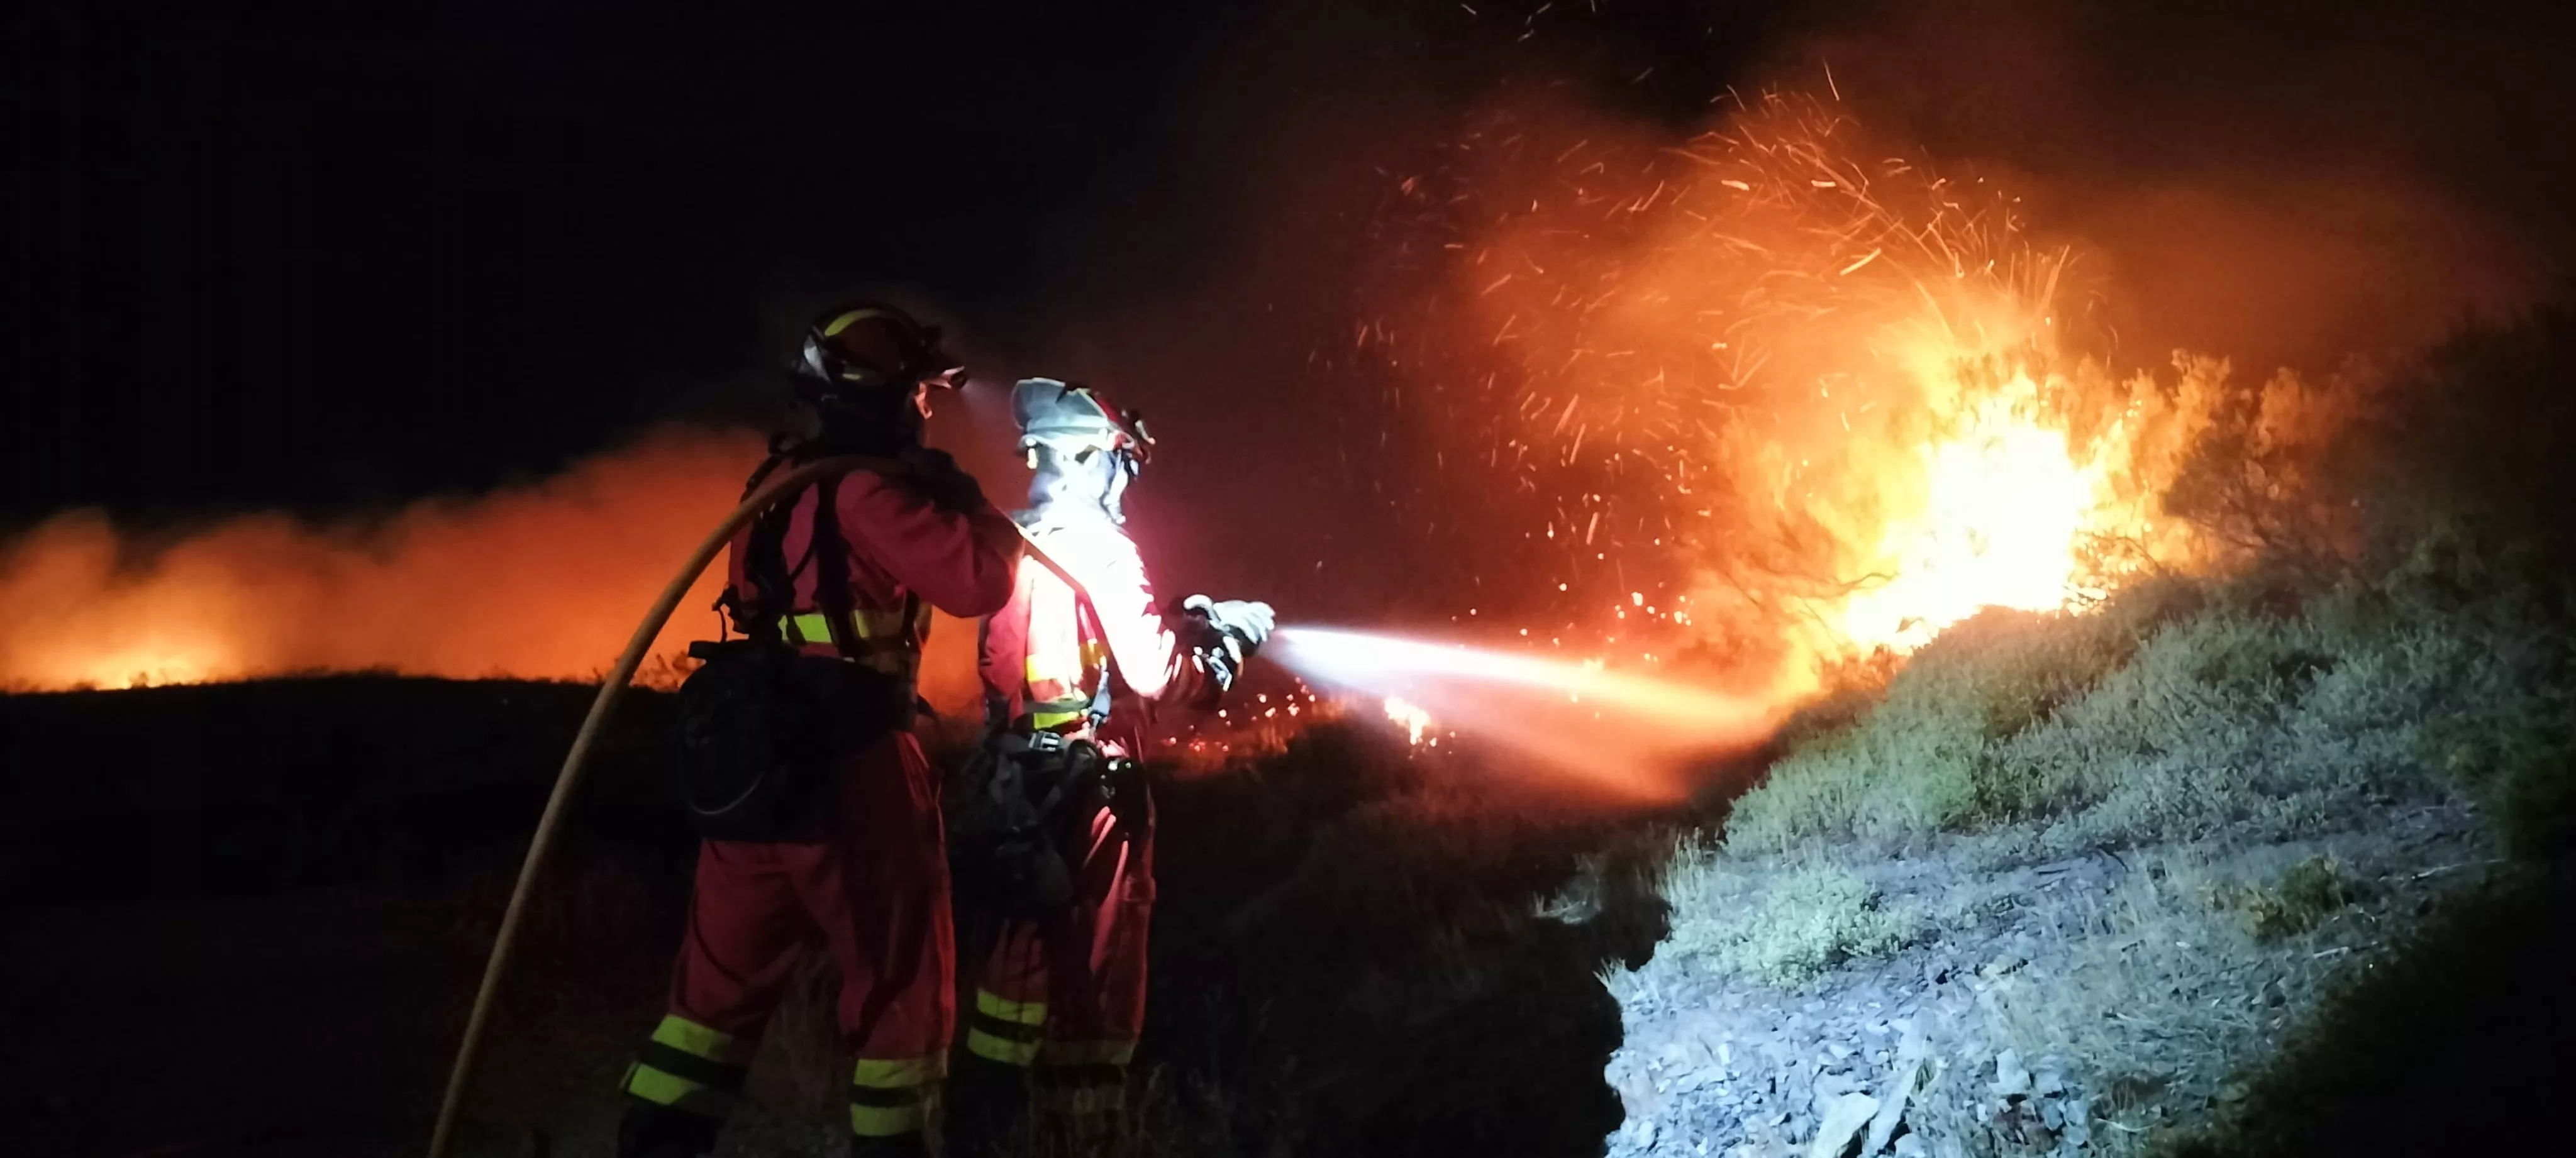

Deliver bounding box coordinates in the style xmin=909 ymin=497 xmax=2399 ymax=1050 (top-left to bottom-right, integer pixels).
xmin=948 ymin=378 xmax=1272 ymax=1154
xmin=617 ymin=305 xmax=1022 ymax=1158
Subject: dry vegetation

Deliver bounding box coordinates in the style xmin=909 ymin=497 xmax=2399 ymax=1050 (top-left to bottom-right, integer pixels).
xmin=1604 ymin=310 xmax=2576 ymax=1158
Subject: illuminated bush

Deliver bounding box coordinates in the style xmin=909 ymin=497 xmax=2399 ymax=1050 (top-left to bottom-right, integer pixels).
xmin=1662 ymin=857 xmax=1909 ymax=985
xmin=1723 ymin=585 xmax=2192 ymax=855
xmin=1724 ymin=561 xmax=2571 ymax=861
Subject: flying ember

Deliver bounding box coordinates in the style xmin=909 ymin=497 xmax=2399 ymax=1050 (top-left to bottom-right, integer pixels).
xmin=1365 ymin=87 xmax=2206 ymax=687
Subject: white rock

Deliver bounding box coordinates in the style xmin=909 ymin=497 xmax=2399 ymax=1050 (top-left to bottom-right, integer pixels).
xmin=1991 ymin=1049 xmax=2031 ymax=1099
xmin=1803 ymin=1092 xmax=1880 ymax=1158
xmin=1862 ymin=1052 xmax=1924 ymax=1157
xmin=2060 ymin=1097 xmax=2092 ymax=1147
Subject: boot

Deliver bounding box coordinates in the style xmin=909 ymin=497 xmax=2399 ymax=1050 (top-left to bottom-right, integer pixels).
xmin=945 ymin=1052 xmax=1033 ymax=1158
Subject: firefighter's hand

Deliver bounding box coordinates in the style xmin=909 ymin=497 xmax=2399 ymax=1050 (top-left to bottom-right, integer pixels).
xmin=901 ymin=447 xmax=990 ymax=513
xmin=1184 ymin=595 xmax=1274 ymax=655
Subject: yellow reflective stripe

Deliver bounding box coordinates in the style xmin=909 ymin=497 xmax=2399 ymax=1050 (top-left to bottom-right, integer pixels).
xmin=975 ymin=990 xmax=1048 ymax=1025
xmin=848 ymin=1052 xmax=938 ymax=1138
xmin=850 ymin=1101 xmax=925 ymax=1137
xmin=967 ymin=1027 xmax=1043 ymax=1066
xmin=850 ymin=1054 xmax=945 ymax=1089
xmin=821 ymin=307 xmax=894 ymax=338
xmin=1038 ymin=1039 xmax=1136 ymax=1067
xmin=649 ymin=1015 xmax=753 ymax=1065
xmin=625 ymin=1062 xmax=735 ymax=1118
xmin=788 ymin=610 xmax=919 ymax=644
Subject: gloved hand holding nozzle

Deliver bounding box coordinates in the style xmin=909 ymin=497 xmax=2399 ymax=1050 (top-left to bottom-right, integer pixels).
xmin=1182 ymin=595 xmax=1273 ymax=692
xmin=1185 ymin=595 xmax=1274 ymax=653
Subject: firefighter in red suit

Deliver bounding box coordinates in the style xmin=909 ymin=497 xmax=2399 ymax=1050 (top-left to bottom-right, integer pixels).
xmin=617 ymin=304 xmax=1023 ymax=1158
xmin=948 ymin=378 xmax=1272 ymax=1155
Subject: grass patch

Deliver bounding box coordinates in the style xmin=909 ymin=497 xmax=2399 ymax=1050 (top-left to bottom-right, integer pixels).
xmin=1660 ymin=851 xmax=1913 ymax=985
xmin=1724 ymin=568 xmax=2572 ymax=860
xmin=2206 ymin=854 xmax=2362 ymax=942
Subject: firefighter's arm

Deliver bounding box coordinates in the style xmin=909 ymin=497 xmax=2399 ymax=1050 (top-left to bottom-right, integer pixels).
xmin=1077 ymin=538 xmax=1246 ymax=710
xmin=1060 ymin=532 xmax=1221 ymax=709
xmin=836 ymin=469 xmax=1023 ymax=618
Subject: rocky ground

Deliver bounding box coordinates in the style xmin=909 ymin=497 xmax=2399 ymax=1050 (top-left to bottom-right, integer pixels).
xmin=1597 ymin=804 xmax=2504 ymax=1158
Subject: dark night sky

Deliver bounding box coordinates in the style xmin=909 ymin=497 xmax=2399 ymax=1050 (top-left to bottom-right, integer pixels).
xmin=13 ymin=1 xmax=2576 ymax=610
xmin=13 ymin=3 xmax=1258 ymax=516
xmin=10 ymin=3 xmax=1774 ymax=514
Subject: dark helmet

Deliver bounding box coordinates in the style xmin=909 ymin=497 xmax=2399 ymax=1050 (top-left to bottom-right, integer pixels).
xmin=1011 ymin=378 xmax=1153 ymax=465
xmin=797 ymin=303 xmax=963 ymax=395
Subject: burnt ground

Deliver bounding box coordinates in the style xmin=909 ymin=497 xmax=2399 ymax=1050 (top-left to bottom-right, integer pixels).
xmin=1 ymin=678 xmax=1672 ymax=1158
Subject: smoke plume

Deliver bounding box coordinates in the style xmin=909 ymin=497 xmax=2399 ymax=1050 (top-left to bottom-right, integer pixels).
xmin=0 ymin=429 xmax=985 ymax=706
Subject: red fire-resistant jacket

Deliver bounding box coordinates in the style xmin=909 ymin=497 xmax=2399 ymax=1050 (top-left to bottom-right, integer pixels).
xmin=977 ymin=517 xmax=1223 ymax=753
xmin=726 ymin=466 xmax=1023 ymax=640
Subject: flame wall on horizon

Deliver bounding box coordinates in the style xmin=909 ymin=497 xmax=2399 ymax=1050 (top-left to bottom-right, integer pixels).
xmin=0 ymin=429 xmax=984 ymax=706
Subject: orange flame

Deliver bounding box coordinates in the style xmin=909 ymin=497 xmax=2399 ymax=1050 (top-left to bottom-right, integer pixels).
xmin=1399 ymin=89 xmax=2216 ymax=688
xmin=0 ymin=429 xmax=984 ymax=705
xmin=1382 ymin=695 xmax=1433 ymax=745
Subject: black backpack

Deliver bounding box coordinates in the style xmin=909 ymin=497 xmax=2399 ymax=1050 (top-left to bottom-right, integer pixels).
xmin=669 ymin=454 xmax=915 ymax=842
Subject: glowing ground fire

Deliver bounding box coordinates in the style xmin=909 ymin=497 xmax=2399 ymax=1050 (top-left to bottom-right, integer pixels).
xmin=1383 ymin=696 xmax=1434 ymax=746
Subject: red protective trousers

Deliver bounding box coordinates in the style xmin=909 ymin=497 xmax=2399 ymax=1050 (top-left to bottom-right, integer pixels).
xmin=967 ymin=517 xmax=1221 ymax=1104
xmin=622 ymin=461 xmax=1020 ymax=1145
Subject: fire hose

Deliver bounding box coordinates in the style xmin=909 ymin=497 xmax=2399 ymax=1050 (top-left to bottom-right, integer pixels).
xmin=426 ymin=453 xmax=1084 ymax=1158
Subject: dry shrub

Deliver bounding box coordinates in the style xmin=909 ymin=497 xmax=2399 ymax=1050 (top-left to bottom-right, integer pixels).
xmin=2204 ymin=854 xmax=2363 ymax=942
xmin=1723 ymin=580 xmax=2207 ymax=856
xmin=1657 ymin=849 xmax=1916 ymax=985
xmin=1724 ymin=554 xmax=2571 ymax=864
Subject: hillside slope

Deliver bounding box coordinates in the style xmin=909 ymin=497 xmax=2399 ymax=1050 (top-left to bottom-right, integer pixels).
xmin=1596 ymin=564 xmax=2576 ymax=1157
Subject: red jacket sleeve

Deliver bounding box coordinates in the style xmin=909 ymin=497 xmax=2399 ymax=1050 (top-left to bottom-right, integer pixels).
xmin=833 ymin=469 xmax=1023 ymax=619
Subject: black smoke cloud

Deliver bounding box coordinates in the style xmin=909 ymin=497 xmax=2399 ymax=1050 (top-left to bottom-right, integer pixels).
xmin=1771 ymin=0 xmax=2574 ymax=367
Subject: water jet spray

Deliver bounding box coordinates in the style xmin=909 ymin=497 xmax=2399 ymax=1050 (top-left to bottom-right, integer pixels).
xmin=1266 ymin=627 xmax=1782 ymax=800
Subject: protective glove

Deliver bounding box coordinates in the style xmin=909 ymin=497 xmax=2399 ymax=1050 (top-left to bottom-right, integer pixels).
xmin=1183 ymin=595 xmax=1274 ymax=654
xmin=899 ymin=446 xmax=990 ymax=513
